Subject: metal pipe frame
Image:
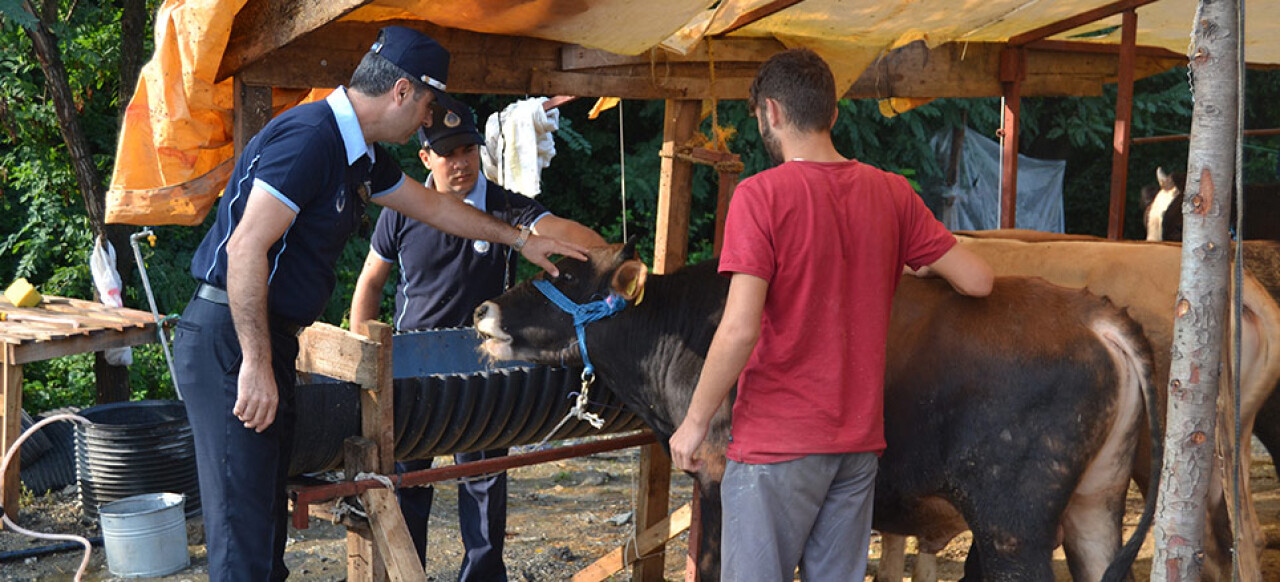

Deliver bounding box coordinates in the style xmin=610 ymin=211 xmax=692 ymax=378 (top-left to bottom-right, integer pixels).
xmin=291 ymin=430 xmax=658 ymax=529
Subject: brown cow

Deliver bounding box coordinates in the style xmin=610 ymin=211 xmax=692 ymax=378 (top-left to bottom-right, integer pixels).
xmin=951 ymin=231 xmax=1280 ymax=582
xmin=475 ymin=243 xmax=1160 ymax=581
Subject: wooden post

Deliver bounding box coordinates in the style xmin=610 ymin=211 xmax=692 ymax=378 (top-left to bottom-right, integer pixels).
xmin=1107 ymin=9 xmax=1137 ymax=240
xmin=713 ymin=168 xmax=739 ymax=256
xmin=640 ymin=98 xmax=699 ymax=582
xmin=345 ymin=320 xmax=397 ymax=582
xmin=345 ymin=437 xmax=388 ymax=582
xmin=1 ymin=346 xmax=21 ymax=524
xmin=998 ymin=48 xmax=1024 ymax=229
xmin=361 ymin=321 xmax=395 ymax=472
xmin=655 ymin=100 xmax=700 ymax=275
xmin=234 ymin=75 xmax=273 ymax=155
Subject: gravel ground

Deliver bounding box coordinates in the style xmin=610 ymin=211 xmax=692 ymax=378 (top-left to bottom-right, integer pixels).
xmin=2 ymin=439 xmax=1278 ymax=581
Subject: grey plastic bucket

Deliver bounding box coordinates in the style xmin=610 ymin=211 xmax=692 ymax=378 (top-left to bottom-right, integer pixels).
xmin=99 ymin=492 xmax=190 ymax=577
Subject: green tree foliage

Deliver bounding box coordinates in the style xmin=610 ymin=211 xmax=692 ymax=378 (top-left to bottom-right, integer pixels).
xmin=1 ymin=0 xmax=175 ymax=411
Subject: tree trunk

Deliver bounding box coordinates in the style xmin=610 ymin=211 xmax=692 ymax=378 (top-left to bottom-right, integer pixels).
xmin=1150 ymin=1 xmax=1239 ymax=580
xmin=20 ymin=1 xmax=131 ymax=403
xmin=119 ymin=0 xmax=146 ymax=118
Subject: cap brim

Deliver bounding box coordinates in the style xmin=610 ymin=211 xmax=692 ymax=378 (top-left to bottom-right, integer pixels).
xmin=426 ymin=131 xmax=483 ymax=155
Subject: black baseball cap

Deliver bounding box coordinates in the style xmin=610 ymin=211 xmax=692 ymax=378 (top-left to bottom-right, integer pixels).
xmin=370 ymin=26 xmax=449 ymax=95
xmin=417 ymin=93 xmax=482 ymax=155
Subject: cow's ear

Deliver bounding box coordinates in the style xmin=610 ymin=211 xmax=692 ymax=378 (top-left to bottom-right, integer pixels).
xmin=1157 ymin=167 xmax=1175 ymax=190
xmin=611 ymin=259 xmax=649 ymax=305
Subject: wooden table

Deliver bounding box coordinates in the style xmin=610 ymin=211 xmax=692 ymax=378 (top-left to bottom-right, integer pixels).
xmin=1 ymin=296 xmax=158 ymax=521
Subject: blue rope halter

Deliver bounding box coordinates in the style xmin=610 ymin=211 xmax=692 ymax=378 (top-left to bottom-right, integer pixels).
xmin=531 ymin=278 xmax=628 ymax=377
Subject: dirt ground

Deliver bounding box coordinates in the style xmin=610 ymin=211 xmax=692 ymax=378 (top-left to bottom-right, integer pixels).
xmin=2 ymin=437 xmax=1278 ymax=581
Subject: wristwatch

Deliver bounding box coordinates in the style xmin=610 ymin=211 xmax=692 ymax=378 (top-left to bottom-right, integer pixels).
xmin=512 ymin=225 xmax=532 ymax=252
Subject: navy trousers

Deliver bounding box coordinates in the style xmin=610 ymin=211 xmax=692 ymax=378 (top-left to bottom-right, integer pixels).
xmin=173 ymin=296 xmax=298 ymax=582
xmin=397 ymin=448 xmax=509 ymax=581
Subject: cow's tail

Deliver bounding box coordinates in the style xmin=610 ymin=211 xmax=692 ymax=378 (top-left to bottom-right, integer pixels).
xmin=1100 ymin=306 xmax=1163 ymax=582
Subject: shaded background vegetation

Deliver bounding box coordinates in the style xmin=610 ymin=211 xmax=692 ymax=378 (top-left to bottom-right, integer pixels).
xmin=3 ymin=3 xmax=1280 ymax=413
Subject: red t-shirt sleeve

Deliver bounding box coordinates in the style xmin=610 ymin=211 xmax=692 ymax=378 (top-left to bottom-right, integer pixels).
xmin=719 ymin=176 xmax=776 ymax=282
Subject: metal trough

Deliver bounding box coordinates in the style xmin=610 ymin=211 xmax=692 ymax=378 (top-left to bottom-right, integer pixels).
xmin=289 ymin=328 xmax=643 ymax=474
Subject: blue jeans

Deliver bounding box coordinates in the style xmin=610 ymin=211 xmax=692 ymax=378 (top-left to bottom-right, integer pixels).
xmin=397 ymin=448 xmax=509 ymax=581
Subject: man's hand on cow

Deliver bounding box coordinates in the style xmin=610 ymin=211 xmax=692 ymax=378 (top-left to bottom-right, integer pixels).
xmin=520 ymin=234 xmax=588 ymax=278
xmin=670 ymin=417 xmax=709 ymax=473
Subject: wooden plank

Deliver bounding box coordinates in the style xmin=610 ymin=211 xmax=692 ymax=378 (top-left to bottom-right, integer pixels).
xmin=9 ymin=326 xmax=156 ymax=365
xmin=533 ymin=70 xmax=753 ymax=100
xmin=559 ymin=38 xmax=784 ymax=71
xmin=216 ymin=0 xmax=372 ymax=81
xmin=362 ymin=487 xmax=427 ymax=582
xmin=632 ymin=443 xmax=673 ymax=582
xmin=1008 ymin=0 xmax=1160 ymax=46
xmin=654 ymin=99 xmax=700 ymax=275
xmin=1026 ymin=38 xmax=1185 ymax=60
xmin=296 ymin=322 xmax=379 ymax=389
xmin=360 ymin=321 xmax=394 ymax=472
xmin=574 ymin=502 xmax=693 ymax=581
xmin=1 ymin=347 xmax=20 ymax=524
xmin=1107 ymin=10 xmax=1137 ymax=240
xmin=237 ymin=20 xmax=562 ymax=91
xmin=234 ymin=77 xmax=273 ymax=155
xmin=345 ymin=437 xmax=387 ymax=582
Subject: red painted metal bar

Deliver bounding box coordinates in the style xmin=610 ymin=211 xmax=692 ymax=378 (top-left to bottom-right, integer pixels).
xmin=1008 ymin=0 xmax=1159 ymax=47
xmin=999 ymin=48 xmax=1024 ymax=229
xmin=291 ymin=430 xmax=658 ymax=529
xmin=1132 ymin=127 xmax=1280 ymax=145
xmin=1107 ymin=10 xmax=1138 ymax=240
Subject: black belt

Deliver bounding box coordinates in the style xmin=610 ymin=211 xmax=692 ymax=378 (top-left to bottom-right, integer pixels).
xmin=194 ymin=283 xmax=305 ymax=336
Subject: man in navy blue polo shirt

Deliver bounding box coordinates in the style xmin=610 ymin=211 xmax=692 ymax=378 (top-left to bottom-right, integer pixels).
xmin=349 ymin=94 xmax=603 ymax=580
xmin=173 ymin=26 xmax=587 ymax=582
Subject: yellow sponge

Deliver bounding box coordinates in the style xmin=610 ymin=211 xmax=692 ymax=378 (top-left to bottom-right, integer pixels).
xmin=5 ymin=278 xmax=42 ymax=307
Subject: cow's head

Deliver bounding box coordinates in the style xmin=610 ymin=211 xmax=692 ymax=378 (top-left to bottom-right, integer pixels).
xmin=475 ymin=240 xmax=647 ymax=364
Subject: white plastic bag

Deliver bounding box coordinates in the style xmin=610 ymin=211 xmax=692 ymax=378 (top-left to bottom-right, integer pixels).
xmin=90 ymin=236 xmax=133 ymax=366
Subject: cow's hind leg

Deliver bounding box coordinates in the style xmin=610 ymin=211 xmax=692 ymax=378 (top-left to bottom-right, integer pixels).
xmin=874 ymin=533 xmax=907 ymax=582
xmin=695 ymin=479 xmax=723 ymax=582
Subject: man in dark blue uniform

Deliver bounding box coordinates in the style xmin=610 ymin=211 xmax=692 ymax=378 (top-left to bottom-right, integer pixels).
xmin=172 ymin=26 xmax=586 ymax=582
xmin=349 ymin=94 xmax=603 ymax=580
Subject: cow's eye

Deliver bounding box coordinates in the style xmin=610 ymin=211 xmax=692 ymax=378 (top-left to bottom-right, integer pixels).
xmin=558 ymin=272 xmax=575 ymax=283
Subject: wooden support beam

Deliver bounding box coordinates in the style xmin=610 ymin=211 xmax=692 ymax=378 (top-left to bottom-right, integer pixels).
xmin=573 ymin=502 xmax=693 ymax=581
xmin=1 ymin=347 xmax=20 ymax=524
xmin=216 ymin=0 xmax=372 ymax=82
xmin=360 ymin=321 xmax=395 ymax=473
xmin=999 ymin=48 xmax=1024 ymax=230
xmin=235 ymin=23 xmax=1176 ymax=100
xmin=633 ymin=443 xmax=672 ymax=582
xmin=345 ymin=437 xmax=388 ymax=582
xmin=655 ymin=99 xmax=700 ymax=274
xmin=296 ymin=322 xmax=381 ymax=389
xmin=1008 ymin=0 xmax=1160 ymax=46
xmin=233 ymin=76 xmax=273 ymax=156
xmin=1108 ymin=10 xmax=1138 ymax=240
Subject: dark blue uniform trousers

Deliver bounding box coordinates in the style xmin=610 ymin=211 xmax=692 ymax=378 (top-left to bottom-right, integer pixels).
xmin=173 ymin=297 xmax=298 ymax=581
xmin=397 ymin=448 xmax=509 ymax=581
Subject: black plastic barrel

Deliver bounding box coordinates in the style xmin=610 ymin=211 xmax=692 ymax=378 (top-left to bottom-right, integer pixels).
xmin=75 ymin=400 xmax=200 ymax=519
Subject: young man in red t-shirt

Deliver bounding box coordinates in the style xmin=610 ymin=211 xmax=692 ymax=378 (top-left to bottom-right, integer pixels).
xmin=669 ymin=49 xmax=994 ymax=581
